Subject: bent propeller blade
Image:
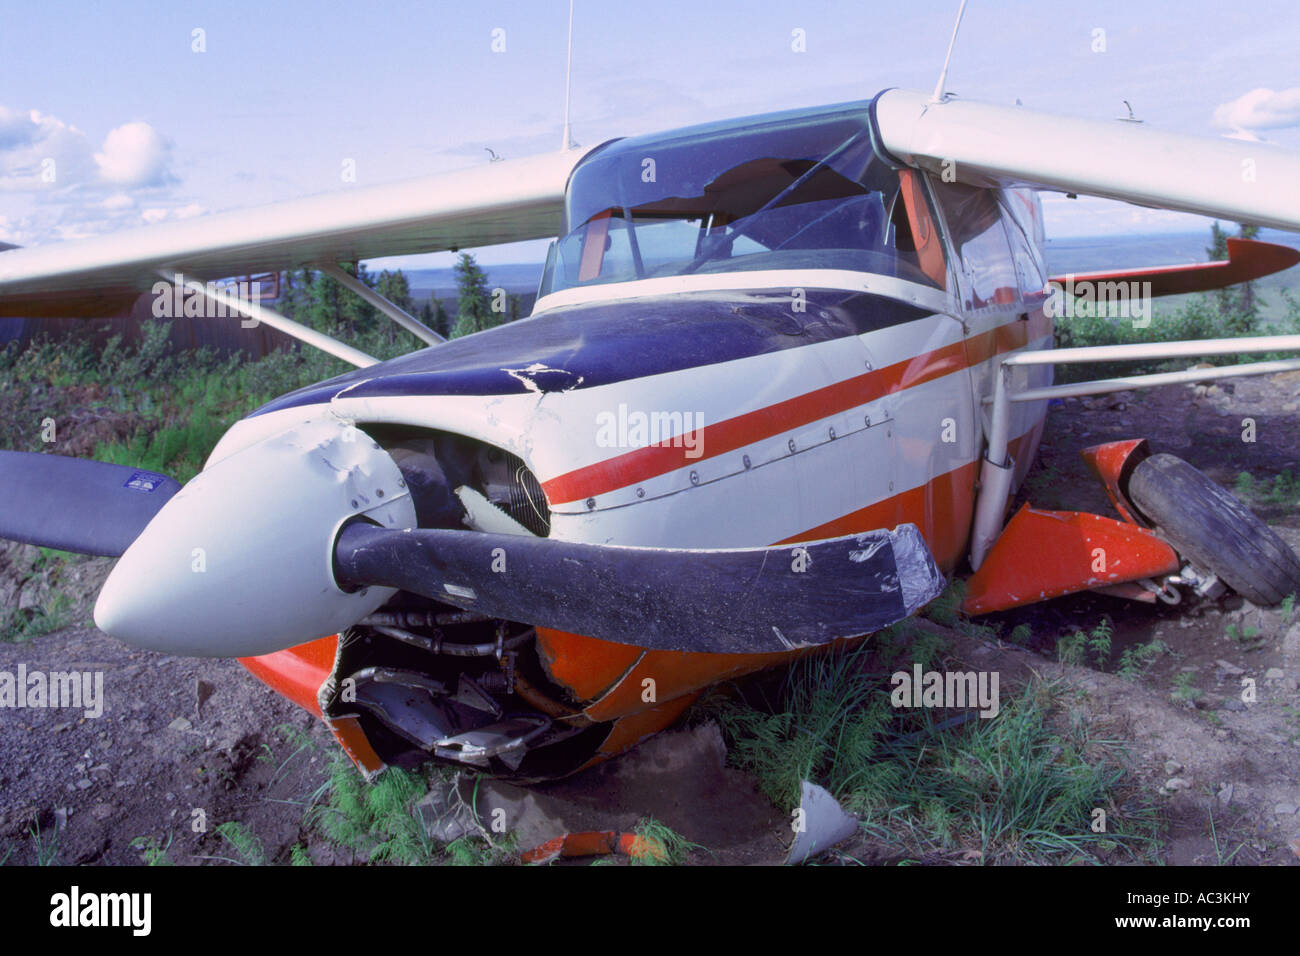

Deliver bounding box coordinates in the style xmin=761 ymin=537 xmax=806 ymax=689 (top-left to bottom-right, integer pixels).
xmin=0 ymin=451 xmax=180 ymax=557
xmin=334 ymin=522 xmax=945 ymax=654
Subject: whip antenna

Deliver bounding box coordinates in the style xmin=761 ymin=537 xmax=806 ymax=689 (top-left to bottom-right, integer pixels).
xmin=561 ymin=0 xmax=576 ymax=149
xmin=930 ymin=0 xmax=969 ymax=104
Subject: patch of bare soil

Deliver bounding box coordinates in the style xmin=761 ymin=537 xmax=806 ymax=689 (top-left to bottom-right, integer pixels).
xmin=0 ymin=624 xmax=330 ymax=865
xmin=978 ymin=370 xmax=1300 ymax=864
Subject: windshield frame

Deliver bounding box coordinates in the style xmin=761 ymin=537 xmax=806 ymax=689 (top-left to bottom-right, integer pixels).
xmin=542 ymin=102 xmax=947 ymax=297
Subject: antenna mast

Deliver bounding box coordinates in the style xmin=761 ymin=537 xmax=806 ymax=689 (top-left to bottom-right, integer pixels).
xmin=930 ymin=0 xmax=969 ymax=104
xmin=561 ymin=0 xmax=576 ymax=149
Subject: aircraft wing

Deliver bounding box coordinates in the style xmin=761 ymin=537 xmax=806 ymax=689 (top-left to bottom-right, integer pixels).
xmin=1050 ymin=237 xmax=1300 ymax=298
xmin=874 ymin=89 xmax=1300 ymax=233
xmin=0 ymin=148 xmax=587 ymax=318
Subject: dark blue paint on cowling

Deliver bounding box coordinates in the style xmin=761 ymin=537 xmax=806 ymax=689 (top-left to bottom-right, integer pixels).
xmin=250 ymin=288 xmax=930 ymax=418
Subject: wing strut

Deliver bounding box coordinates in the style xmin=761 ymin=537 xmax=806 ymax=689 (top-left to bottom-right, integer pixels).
xmin=159 ymin=270 xmax=378 ymax=368
xmin=318 ymin=262 xmax=444 ymax=346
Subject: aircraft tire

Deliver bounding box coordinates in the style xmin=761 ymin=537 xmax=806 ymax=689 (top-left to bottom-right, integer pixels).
xmin=1127 ymin=453 xmax=1300 ymax=607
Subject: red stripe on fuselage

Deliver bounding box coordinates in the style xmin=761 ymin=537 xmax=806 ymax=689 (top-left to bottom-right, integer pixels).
xmin=542 ymin=318 xmax=1035 ymax=506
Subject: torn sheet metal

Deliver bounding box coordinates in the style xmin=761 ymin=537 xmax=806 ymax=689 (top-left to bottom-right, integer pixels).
xmin=414 ymin=775 xmax=481 ymax=844
xmin=785 ymin=780 xmax=859 ymax=865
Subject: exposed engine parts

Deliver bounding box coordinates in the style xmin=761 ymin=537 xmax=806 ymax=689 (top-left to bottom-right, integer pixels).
xmin=328 ymin=612 xmax=597 ymax=776
xmin=322 ymin=427 xmax=600 ymax=777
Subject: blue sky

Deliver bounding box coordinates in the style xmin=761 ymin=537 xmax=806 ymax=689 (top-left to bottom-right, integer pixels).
xmin=3 ymin=0 xmax=1299 ymax=269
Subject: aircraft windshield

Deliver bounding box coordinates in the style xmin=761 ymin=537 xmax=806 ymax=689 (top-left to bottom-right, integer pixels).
xmin=542 ymin=107 xmax=946 ymax=295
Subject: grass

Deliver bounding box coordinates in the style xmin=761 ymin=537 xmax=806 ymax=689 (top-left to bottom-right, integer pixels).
xmin=1207 ymin=806 xmax=1245 ymax=865
xmin=1056 ymin=618 xmax=1115 ymax=668
xmin=0 ymin=307 xmax=424 ymax=484
xmin=1225 ymin=622 xmax=1265 ymax=650
xmin=705 ymin=642 xmax=1162 ymax=864
xmin=712 ymin=642 xmax=904 ymax=812
xmin=920 ymin=580 xmax=966 ymax=627
xmin=257 ymin=722 xmax=318 ymax=788
xmin=1051 ymin=280 xmax=1300 ymax=384
xmin=29 ymin=819 xmax=60 ymax=866
xmin=307 ymin=753 xmax=512 ymax=865
xmin=1117 ymin=639 xmax=1170 ymax=680
xmin=1171 ymin=670 xmax=1204 ymax=704
xmin=130 ymin=834 xmax=175 ymax=866
xmin=628 ymin=817 xmax=702 ymax=865
xmin=215 ymin=821 xmax=268 ymax=866
xmin=1234 ymin=471 xmax=1300 ymax=511
xmin=0 ymin=592 xmax=73 ymax=642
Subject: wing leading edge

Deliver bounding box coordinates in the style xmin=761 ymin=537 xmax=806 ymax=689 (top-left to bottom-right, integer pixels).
xmin=874 ymin=89 xmax=1300 ymax=234
xmin=0 ymin=147 xmax=588 ymax=318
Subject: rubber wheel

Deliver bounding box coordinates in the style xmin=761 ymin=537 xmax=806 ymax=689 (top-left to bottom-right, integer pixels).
xmin=1126 ymin=453 xmax=1300 ymax=607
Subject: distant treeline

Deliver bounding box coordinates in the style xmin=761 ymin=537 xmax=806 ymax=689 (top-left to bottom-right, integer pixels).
xmin=0 ymin=251 xmax=530 ymax=360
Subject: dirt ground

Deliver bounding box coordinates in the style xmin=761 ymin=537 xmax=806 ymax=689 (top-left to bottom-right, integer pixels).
xmin=1 ymin=372 xmax=1298 ymax=866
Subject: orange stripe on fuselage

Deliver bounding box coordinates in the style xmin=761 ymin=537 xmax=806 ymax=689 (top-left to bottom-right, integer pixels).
xmin=547 ymin=425 xmax=1043 ymax=719
xmin=542 ymin=323 xmax=1038 ymax=506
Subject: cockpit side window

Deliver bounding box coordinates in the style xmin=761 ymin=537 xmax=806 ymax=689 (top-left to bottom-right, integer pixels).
xmin=929 ymin=180 xmax=1019 ymax=311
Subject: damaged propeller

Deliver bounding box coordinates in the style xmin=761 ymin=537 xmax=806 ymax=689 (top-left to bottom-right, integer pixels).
xmin=0 ymin=421 xmax=944 ymax=658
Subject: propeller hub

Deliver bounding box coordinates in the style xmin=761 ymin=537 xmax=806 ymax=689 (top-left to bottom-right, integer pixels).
xmin=94 ymin=420 xmax=415 ymax=657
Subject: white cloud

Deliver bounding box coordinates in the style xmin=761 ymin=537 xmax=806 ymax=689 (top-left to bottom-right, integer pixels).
xmin=1212 ymin=87 xmax=1300 ymax=138
xmin=94 ymin=121 xmax=174 ymax=187
xmin=0 ymin=106 xmax=192 ymax=242
xmin=140 ymin=202 xmax=206 ymax=224
xmin=1040 ymin=193 xmax=1219 ymax=238
xmin=0 ymin=106 xmax=95 ymax=190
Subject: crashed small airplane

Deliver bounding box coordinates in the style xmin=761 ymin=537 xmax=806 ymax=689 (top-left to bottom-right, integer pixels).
xmin=2 ymin=16 xmax=1300 ymax=783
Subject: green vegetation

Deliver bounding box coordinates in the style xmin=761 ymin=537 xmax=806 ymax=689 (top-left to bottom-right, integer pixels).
xmin=704 ymin=642 xmax=1159 ymax=864
xmin=29 ymin=819 xmax=60 ymax=866
xmin=1117 ymin=638 xmax=1169 ymax=680
xmin=920 ymin=580 xmax=965 ymax=627
xmin=1234 ymin=470 xmax=1300 ymax=510
xmin=1171 ymin=670 xmax=1204 ymax=704
xmin=629 ymin=816 xmax=703 ymax=865
xmin=0 ymin=592 xmax=72 ymax=643
xmin=451 ymin=253 xmax=498 ymax=338
xmin=1007 ymin=623 xmax=1033 ymax=646
xmin=289 ymin=843 xmax=313 ymax=866
xmin=258 ymin=722 xmax=318 ymax=788
xmin=306 ymin=753 xmax=511 ymax=866
xmin=0 ymin=255 xmax=517 ymax=487
xmin=1207 ymin=806 xmax=1245 ymax=866
xmin=1055 ymin=619 xmax=1122 ymax=668
xmin=215 ymin=821 xmax=268 ymax=866
xmin=1225 ymin=621 xmax=1264 ymax=650
xmin=130 ymin=833 xmax=174 ymax=866
xmin=1052 ymin=223 xmax=1300 ymax=383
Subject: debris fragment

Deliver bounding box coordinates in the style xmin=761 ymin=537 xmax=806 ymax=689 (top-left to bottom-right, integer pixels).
xmin=785 ymin=780 xmax=859 ymax=865
xmin=522 ymin=831 xmax=665 ymax=865
xmin=413 ymin=776 xmax=479 ymax=844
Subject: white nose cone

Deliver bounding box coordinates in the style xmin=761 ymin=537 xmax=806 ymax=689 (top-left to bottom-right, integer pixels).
xmin=94 ymin=420 xmax=415 ymax=657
